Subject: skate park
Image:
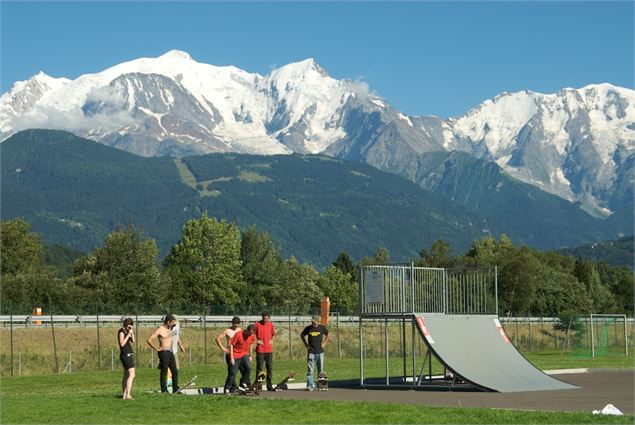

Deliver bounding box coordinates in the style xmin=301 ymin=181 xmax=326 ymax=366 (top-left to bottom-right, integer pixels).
xmin=245 ymin=264 xmax=634 ymax=414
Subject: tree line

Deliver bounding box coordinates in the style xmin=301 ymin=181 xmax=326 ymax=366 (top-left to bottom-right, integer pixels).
xmin=1 ymin=216 xmax=632 ymax=316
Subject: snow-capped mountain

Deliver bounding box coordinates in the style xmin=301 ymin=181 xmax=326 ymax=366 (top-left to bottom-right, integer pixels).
xmin=1 ymin=50 xmax=633 ymax=216
xmin=0 ymin=50 xmax=362 ymax=156
xmin=443 ymin=85 xmax=635 ymax=216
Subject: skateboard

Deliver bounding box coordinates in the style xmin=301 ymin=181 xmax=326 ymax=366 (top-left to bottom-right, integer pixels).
xmin=173 ymin=375 xmax=198 ymax=394
xmin=237 ymin=371 xmax=266 ymax=396
xmin=317 ymin=372 xmax=328 ymax=391
xmin=274 ymin=372 xmax=296 ymax=391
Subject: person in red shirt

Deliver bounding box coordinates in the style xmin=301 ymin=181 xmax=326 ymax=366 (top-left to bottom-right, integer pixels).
xmin=228 ymin=324 xmax=257 ymax=391
xmin=255 ymin=312 xmax=276 ymax=391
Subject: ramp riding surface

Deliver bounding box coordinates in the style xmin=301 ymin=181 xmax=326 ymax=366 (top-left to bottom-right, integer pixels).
xmin=415 ymin=314 xmax=577 ymax=392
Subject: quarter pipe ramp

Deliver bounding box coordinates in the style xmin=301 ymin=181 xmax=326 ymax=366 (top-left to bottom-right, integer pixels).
xmin=415 ymin=314 xmax=577 ymax=392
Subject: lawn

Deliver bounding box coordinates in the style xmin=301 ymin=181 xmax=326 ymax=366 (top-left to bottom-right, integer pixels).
xmin=1 ymin=356 xmax=633 ymax=424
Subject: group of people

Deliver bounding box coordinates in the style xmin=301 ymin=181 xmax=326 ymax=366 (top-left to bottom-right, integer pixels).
xmin=117 ymin=312 xmax=329 ymax=399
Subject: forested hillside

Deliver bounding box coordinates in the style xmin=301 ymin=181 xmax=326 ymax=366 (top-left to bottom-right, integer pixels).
xmin=559 ymin=236 xmax=634 ymax=270
xmin=1 ymin=129 xmax=491 ymax=266
xmin=2 ymin=129 xmax=626 ymax=269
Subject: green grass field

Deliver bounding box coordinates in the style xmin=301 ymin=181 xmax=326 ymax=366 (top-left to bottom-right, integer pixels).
xmin=1 ymin=354 xmax=633 ymax=424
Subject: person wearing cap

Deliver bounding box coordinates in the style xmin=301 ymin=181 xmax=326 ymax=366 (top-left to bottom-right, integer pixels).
xmin=171 ymin=315 xmax=186 ymax=369
xmin=255 ymin=312 xmax=276 ymax=391
xmin=215 ymin=316 xmax=242 ymax=393
xmin=146 ymin=314 xmax=179 ymax=393
xmin=300 ymin=316 xmax=330 ymax=391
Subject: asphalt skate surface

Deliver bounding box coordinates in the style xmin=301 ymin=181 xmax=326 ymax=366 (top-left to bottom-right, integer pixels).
xmin=258 ymin=370 xmax=634 ymax=415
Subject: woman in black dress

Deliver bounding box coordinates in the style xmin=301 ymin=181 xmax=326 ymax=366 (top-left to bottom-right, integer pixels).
xmin=118 ymin=317 xmax=136 ymax=399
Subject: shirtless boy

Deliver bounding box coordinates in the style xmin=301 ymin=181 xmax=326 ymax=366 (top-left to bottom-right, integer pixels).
xmin=147 ymin=314 xmax=179 ymax=393
xmin=215 ymin=316 xmax=241 ymax=393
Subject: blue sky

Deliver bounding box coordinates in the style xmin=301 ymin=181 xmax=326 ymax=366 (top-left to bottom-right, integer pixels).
xmin=1 ymin=1 xmax=633 ymax=118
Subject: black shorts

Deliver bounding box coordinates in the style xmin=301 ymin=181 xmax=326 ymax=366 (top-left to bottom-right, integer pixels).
xmin=120 ymin=352 xmax=134 ymax=369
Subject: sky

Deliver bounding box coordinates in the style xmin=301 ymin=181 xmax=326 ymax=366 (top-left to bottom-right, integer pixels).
xmin=1 ymin=1 xmax=633 ymax=118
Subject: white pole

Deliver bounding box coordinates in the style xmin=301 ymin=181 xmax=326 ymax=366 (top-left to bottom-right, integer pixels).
xmin=69 ymin=349 xmax=72 ymax=373
xmin=189 ymin=347 xmax=192 ymax=366
xmin=18 ymin=352 xmax=22 ymax=376
xmin=111 ymin=349 xmax=114 ymax=370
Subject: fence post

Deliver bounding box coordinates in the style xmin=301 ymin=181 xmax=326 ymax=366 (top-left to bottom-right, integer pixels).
xmin=135 ymin=306 xmax=139 ymax=367
xmin=336 ymin=312 xmax=341 ymax=359
xmin=540 ymin=316 xmax=544 ymax=349
xmin=9 ymin=302 xmax=14 ymax=377
xmin=50 ymin=302 xmax=59 ymax=374
xmin=288 ymin=313 xmax=292 ymax=360
xmin=96 ymin=304 xmax=101 ymax=370
xmin=528 ymin=314 xmax=532 ymax=351
xmin=203 ymin=306 xmax=208 ymax=364
xmin=494 ymin=266 xmax=499 ymax=316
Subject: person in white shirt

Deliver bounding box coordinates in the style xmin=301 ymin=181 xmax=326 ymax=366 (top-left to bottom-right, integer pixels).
xmin=171 ymin=315 xmax=186 ymax=369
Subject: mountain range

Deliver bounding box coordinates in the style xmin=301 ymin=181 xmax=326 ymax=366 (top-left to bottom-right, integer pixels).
xmin=1 ymin=50 xmax=633 ymax=221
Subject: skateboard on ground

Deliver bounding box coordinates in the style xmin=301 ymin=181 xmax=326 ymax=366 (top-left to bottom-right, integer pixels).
xmin=237 ymin=371 xmax=266 ymax=396
xmin=273 ymin=372 xmax=296 ymax=391
xmin=317 ymin=372 xmax=328 ymax=391
xmin=173 ymin=375 xmax=197 ymax=394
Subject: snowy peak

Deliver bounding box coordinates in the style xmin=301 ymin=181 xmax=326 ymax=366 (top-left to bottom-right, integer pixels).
xmin=0 ymin=52 xmax=358 ymax=156
xmin=268 ymin=58 xmax=328 ymax=80
xmin=444 ymin=84 xmax=635 ymax=215
xmin=159 ymin=50 xmax=193 ymax=60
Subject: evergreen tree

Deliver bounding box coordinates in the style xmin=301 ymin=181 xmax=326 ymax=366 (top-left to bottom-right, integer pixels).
xmin=333 ymin=252 xmax=357 ymax=284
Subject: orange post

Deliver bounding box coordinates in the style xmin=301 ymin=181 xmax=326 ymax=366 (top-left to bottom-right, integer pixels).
xmin=32 ymin=307 xmax=42 ymax=325
xmin=320 ymin=297 xmax=330 ymax=326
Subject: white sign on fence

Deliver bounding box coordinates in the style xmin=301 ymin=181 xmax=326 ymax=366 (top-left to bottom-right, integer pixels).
xmin=364 ymin=269 xmax=384 ymax=304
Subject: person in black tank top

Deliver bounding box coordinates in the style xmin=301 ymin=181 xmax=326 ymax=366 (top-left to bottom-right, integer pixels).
xmin=118 ymin=317 xmax=136 ymax=399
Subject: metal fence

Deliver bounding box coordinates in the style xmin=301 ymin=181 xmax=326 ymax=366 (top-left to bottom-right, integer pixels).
xmin=360 ymin=265 xmax=497 ymax=315
xmin=1 ymin=313 xmax=633 ymax=377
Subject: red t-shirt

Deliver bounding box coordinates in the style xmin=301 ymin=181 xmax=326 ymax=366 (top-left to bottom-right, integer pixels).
xmin=230 ymin=330 xmax=255 ymax=358
xmin=255 ymin=320 xmax=275 ymax=353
